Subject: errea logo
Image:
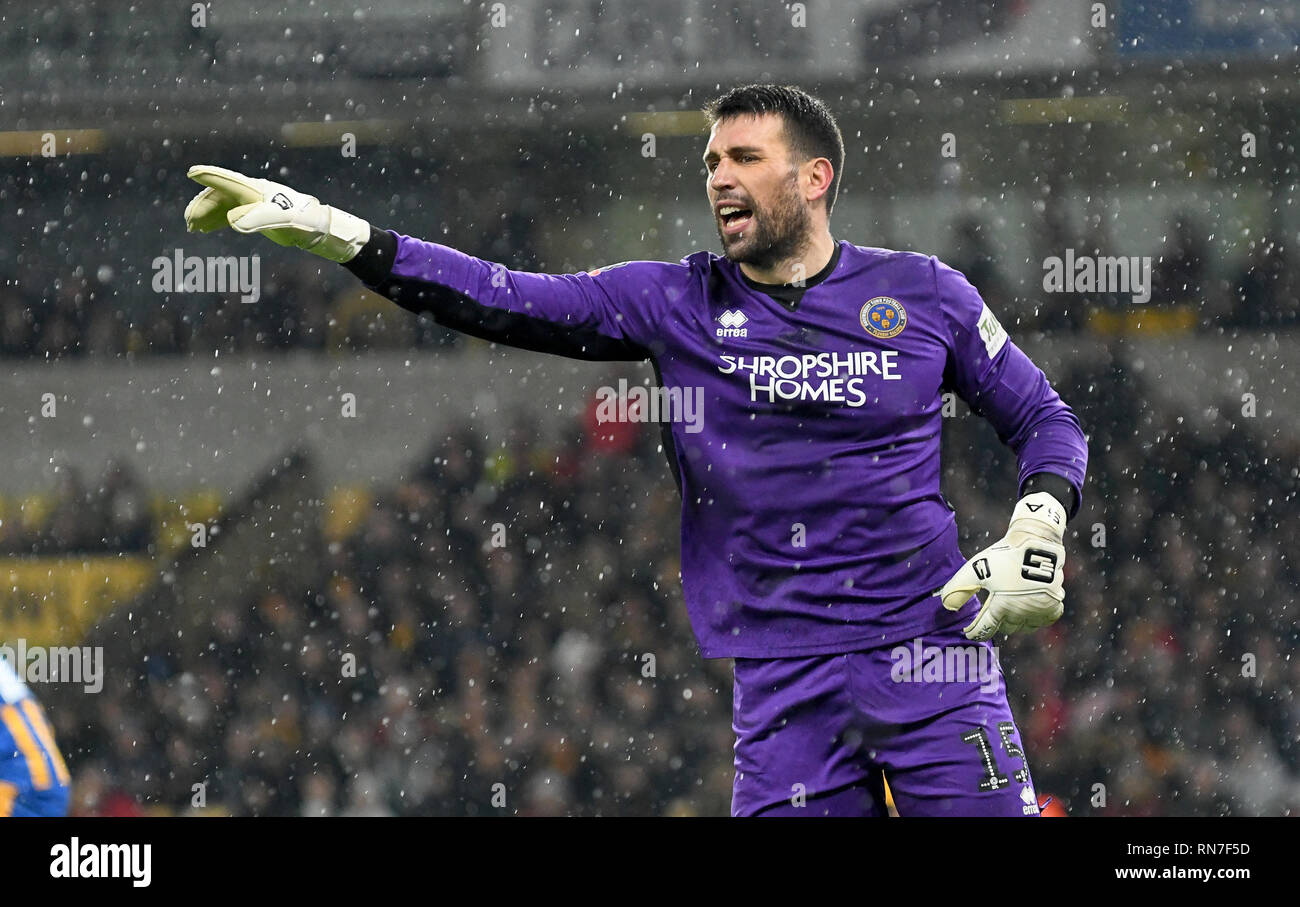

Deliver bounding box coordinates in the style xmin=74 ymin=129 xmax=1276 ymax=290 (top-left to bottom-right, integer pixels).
xmin=717 ymin=309 xmax=748 ymax=338
xmin=1020 ymin=786 xmax=1040 ymax=815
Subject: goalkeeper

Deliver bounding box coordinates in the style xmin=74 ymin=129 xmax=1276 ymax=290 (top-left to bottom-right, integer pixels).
xmin=183 ymin=84 xmax=1087 ymax=817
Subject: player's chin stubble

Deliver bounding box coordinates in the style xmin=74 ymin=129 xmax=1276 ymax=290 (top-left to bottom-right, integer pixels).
xmin=716 ymin=177 xmax=812 ymax=275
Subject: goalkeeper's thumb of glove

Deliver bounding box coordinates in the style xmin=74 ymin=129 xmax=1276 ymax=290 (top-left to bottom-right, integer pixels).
xmin=938 ymin=555 xmax=987 ymax=615
xmin=185 ymin=165 xmax=369 ymax=264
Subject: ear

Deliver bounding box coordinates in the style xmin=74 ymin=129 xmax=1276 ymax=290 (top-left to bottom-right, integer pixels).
xmin=803 ymin=157 xmax=834 ymax=209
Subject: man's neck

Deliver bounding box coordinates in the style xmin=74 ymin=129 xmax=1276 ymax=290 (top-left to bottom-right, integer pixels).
xmin=738 ymin=229 xmax=836 ymax=285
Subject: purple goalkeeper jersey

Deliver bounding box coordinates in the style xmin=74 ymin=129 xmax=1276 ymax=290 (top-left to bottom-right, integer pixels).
xmin=345 ymin=234 xmax=1088 ymax=658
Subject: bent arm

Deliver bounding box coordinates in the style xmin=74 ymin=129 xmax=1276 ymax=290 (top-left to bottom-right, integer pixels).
xmin=935 ymin=256 xmax=1089 ymax=517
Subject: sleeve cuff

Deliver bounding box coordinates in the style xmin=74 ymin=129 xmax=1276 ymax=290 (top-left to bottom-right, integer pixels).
xmin=342 ymin=227 xmax=398 ymax=285
xmin=1020 ymin=472 xmax=1081 ymax=520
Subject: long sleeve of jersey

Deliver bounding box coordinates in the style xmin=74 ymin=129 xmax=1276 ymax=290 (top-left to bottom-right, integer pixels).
xmin=934 ymin=257 xmax=1088 ymax=515
xmin=345 ymin=228 xmax=681 ymax=362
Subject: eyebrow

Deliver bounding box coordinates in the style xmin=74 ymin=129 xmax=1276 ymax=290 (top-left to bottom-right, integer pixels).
xmin=702 ymin=145 xmax=765 ymax=164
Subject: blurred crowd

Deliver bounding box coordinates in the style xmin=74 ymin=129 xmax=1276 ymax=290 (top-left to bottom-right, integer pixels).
xmin=1 ymin=211 xmax=1297 ymax=363
xmin=0 ymin=207 xmax=547 ymax=360
xmin=949 ymin=212 xmax=1300 ymax=331
xmin=0 ymin=458 xmax=153 ymax=555
xmin=0 ymin=263 xmax=459 ymax=360
xmin=44 ymin=351 xmax=1300 ymax=816
xmin=59 ymin=415 xmax=735 ymax=816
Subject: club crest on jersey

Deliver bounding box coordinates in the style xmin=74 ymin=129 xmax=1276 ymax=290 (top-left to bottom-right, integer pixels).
xmin=860 ymin=297 xmax=907 ymax=339
xmin=717 ymin=309 xmax=748 ymax=338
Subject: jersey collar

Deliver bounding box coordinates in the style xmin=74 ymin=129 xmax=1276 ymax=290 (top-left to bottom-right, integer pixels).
xmin=735 ymin=240 xmax=843 ymax=311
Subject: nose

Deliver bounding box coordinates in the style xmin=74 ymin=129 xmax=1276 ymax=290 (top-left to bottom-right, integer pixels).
xmin=709 ymin=160 xmax=735 ymax=193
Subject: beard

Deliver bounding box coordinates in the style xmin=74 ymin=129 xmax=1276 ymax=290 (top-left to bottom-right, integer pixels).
xmin=715 ymin=174 xmax=813 ymax=275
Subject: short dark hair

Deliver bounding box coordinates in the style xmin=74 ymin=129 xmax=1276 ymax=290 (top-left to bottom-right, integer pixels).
xmin=703 ymin=84 xmax=846 ymax=216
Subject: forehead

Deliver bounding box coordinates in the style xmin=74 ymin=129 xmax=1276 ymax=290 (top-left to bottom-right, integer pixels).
xmin=704 ymin=113 xmax=787 ymax=157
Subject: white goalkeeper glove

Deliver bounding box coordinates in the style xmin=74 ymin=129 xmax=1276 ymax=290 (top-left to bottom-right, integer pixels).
xmin=939 ymin=491 xmax=1067 ymax=641
xmin=183 ymin=165 xmax=370 ymax=264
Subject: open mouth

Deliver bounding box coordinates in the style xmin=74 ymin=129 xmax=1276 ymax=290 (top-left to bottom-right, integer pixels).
xmin=718 ymin=204 xmax=753 ymax=236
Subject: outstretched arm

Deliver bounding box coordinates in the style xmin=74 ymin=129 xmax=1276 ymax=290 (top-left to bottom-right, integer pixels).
xmin=183 ymin=165 xmax=670 ymax=362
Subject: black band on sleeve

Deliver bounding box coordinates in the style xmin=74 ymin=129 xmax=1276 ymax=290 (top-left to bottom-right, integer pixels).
xmin=1021 ymin=472 xmax=1081 ymax=520
xmin=342 ymin=227 xmax=398 ymax=285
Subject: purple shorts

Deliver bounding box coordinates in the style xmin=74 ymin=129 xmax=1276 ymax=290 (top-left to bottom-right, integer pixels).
xmin=731 ymin=627 xmax=1042 ymax=817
